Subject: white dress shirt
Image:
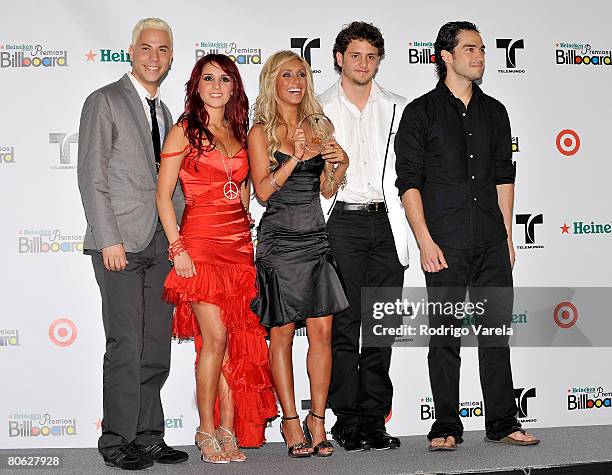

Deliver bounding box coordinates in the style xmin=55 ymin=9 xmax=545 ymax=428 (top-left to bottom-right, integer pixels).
xmin=128 ymin=72 xmax=165 ymax=142
xmin=335 ymin=81 xmax=384 ymax=203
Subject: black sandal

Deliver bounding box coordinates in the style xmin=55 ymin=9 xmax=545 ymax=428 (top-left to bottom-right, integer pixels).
xmin=280 ymin=415 xmax=312 ymax=458
xmin=302 ymin=411 xmax=334 ymax=457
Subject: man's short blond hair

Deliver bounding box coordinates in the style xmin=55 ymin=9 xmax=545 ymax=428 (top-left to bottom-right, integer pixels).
xmin=131 ymin=18 xmax=173 ymax=49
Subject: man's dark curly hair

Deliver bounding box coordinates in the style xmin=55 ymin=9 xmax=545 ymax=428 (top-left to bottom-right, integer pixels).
xmin=434 ymin=21 xmax=479 ymax=79
xmin=333 ymin=21 xmax=385 ymax=73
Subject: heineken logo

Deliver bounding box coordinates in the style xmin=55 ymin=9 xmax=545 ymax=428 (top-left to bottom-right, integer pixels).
xmin=85 ymin=49 xmax=131 ymax=63
xmin=561 ymin=221 xmax=612 ymax=235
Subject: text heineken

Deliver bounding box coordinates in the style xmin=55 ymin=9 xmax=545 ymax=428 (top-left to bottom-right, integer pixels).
xmin=573 ymin=221 xmax=612 ymax=234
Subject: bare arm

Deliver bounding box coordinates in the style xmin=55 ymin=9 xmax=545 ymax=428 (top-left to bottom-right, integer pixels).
xmin=497 ymin=183 xmax=515 ymax=268
xmin=248 ymin=124 xmax=301 ymax=202
xmin=241 ymin=179 xmax=250 ymax=212
xmin=319 ymin=141 xmax=349 ymax=199
xmin=156 ymin=125 xmax=196 ymax=277
xmin=401 ymin=189 xmax=447 ymax=273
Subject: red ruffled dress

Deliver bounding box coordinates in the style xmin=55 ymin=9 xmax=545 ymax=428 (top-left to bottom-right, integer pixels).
xmin=161 ymin=146 xmax=277 ymax=447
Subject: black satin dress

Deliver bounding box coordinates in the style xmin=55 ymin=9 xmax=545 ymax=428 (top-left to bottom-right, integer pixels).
xmin=251 ymin=151 xmax=349 ymax=328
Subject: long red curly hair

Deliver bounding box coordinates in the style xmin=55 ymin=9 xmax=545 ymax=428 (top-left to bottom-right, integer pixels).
xmin=178 ymin=54 xmax=249 ymax=155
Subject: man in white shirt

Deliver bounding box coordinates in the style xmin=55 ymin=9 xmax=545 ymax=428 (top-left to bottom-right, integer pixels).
xmin=319 ymin=21 xmax=410 ymax=452
xmin=77 ymin=18 xmax=185 ymax=470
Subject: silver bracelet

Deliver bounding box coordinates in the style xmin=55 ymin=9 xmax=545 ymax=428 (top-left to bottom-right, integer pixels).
xmin=269 ymin=172 xmax=282 ymax=191
xmin=289 ymin=155 xmax=302 ymax=164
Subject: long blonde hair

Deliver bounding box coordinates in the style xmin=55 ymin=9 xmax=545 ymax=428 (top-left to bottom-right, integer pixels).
xmin=253 ymin=50 xmax=323 ymax=165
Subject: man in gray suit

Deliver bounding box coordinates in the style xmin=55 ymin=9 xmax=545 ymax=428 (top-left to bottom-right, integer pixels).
xmin=77 ymin=18 xmax=186 ymax=470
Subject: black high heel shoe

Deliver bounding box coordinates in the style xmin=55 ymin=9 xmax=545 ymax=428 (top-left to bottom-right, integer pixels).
xmin=280 ymin=415 xmax=313 ymax=458
xmin=302 ymin=411 xmax=334 ymax=457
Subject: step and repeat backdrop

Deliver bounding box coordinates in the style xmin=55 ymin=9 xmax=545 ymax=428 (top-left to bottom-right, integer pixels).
xmin=1 ymin=0 xmax=611 ymax=448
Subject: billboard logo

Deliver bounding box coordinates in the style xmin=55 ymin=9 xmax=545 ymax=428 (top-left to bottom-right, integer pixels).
xmin=195 ymin=40 xmax=262 ymax=65
xmin=0 ymin=44 xmax=69 ymax=68
xmin=556 ymin=42 xmax=612 ymax=66
xmin=420 ymin=396 xmax=484 ymax=420
xmin=568 ymin=386 xmax=612 ymax=410
xmin=18 ymin=228 xmax=84 ymax=254
xmin=1 ymin=146 xmax=15 ymax=164
xmin=0 ymin=329 xmax=20 ymax=347
xmin=8 ymin=412 xmax=77 ymax=437
xmin=408 ymin=41 xmax=435 ymax=64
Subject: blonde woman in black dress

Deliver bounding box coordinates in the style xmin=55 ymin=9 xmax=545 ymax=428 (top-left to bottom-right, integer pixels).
xmin=249 ymin=50 xmax=349 ymax=458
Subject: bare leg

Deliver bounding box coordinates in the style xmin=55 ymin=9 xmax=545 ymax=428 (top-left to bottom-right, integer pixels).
xmin=269 ymin=323 xmax=312 ymax=455
xmin=218 ymin=373 xmax=234 ymax=430
xmin=192 ymin=302 xmax=230 ymax=462
xmin=305 ymin=316 xmax=333 ymax=455
xmin=216 ymin=372 xmax=246 ymax=461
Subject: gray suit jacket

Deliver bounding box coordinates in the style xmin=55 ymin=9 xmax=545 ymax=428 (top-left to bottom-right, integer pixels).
xmin=77 ymin=74 xmax=184 ymax=253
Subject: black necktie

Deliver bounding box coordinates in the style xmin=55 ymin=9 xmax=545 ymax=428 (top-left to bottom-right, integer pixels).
xmin=146 ymin=98 xmax=161 ymax=169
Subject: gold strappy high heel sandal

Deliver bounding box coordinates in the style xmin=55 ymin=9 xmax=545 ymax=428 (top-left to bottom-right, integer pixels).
xmin=216 ymin=425 xmax=247 ymax=462
xmin=194 ymin=427 xmax=230 ymax=464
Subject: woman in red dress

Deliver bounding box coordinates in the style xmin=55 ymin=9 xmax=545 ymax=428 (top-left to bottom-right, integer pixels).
xmin=156 ymin=54 xmax=277 ymax=464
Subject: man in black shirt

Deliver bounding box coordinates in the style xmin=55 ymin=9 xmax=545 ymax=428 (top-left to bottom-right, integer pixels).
xmin=395 ymin=21 xmax=539 ymax=450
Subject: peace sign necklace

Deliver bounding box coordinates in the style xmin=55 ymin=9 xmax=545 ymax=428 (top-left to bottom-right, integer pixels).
xmin=218 ymin=121 xmax=239 ymax=200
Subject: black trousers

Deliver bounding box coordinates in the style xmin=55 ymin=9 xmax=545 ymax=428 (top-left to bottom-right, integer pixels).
xmin=327 ymin=207 xmax=404 ymax=431
xmin=425 ymin=239 xmax=521 ymax=442
xmin=90 ymin=228 xmax=173 ymax=456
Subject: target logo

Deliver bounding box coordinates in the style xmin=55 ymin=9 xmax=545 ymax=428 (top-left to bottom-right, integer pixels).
xmin=553 ymin=302 xmax=578 ymax=329
xmin=49 ymin=318 xmax=77 ymax=347
xmin=385 ymin=408 xmax=393 ymax=423
xmin=556 ymin=129 xmax=580 ymax=156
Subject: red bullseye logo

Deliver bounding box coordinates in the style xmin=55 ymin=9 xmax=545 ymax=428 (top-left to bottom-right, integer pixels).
xmin=556 ymin=129 xmax=580 ymax=156
xmin=553 ymin=302 xmax=578 ymax=329
xmin=385 ymin=408 xmax=393 ymax=423
xmin=49 ymin=318 xmax=77 ymax=347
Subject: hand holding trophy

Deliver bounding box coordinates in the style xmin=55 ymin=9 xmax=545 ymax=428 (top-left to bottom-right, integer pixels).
xmin=297 ymin=113 xmax=335 ymax=153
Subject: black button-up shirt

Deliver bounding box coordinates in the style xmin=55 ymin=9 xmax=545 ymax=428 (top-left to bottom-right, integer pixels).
xmin=395 ymin=81 xmax=515 ymax=249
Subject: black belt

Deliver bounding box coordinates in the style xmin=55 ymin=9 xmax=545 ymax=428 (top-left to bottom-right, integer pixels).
xmin=335 ymin=201 xmax=386 ymax=212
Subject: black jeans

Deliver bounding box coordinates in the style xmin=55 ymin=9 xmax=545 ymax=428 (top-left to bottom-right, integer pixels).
xmin=425 ymin=239 xmax=520 ymax=442
xmin=327 ymin=207 xmax=404 ymax=431
xmin=90 ymin=228 xmax=173 ymax=456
